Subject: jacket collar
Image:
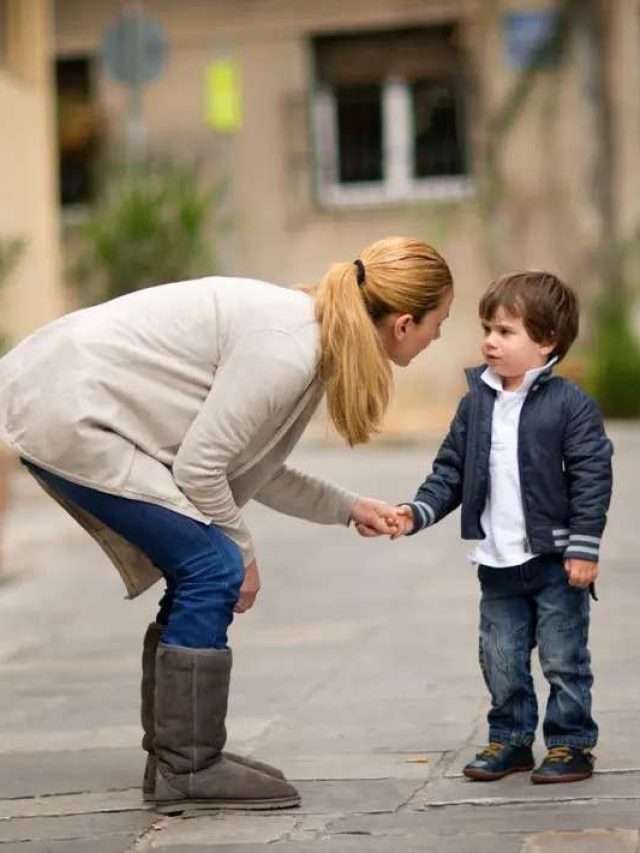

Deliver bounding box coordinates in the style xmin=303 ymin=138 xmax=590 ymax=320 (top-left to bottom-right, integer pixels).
xmin=465 ymin=357 xmax=558 ymax=391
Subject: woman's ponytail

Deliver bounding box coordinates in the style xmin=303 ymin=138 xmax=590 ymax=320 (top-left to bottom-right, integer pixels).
xmin=314 ymin=261 xmax=391 ymax=446
xmin=312 ymin=237 xmax=453 ymax=446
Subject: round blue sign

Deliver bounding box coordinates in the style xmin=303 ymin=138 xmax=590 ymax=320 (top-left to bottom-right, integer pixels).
xmin=102 ymin=13 xmax=168 ymax=86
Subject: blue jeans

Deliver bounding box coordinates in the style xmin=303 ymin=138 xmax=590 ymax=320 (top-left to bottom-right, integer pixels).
xmin=23 ymin=462 xmax=244 ymax=650
xmin=478 ymin=554 xmax=598 ymax=750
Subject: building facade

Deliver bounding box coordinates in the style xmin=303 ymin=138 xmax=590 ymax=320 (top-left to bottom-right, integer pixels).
xmin=0 ymin=0 xmax=64 ymax=345
xmin=51 ymin=0 xmax=640 ymax=427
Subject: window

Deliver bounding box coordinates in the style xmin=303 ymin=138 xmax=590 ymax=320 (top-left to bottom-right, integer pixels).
xmin=55 ymin=56 xmax=100 ymax=207
xmin=312 ymin=26 xmax=469 ymax=206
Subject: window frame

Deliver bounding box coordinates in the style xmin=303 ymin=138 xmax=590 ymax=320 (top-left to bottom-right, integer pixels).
xmin=55 ymin=53 xmax=101 ymax=211
xmin=311 ymin=45 xmax=472 ymax=208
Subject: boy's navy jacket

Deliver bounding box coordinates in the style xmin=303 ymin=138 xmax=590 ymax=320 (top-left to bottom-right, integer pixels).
xmin=406 ymin=364 xmax=613 ymax=563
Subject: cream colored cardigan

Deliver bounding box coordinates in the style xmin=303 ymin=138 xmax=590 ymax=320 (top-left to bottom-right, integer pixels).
xmin=0 ymin=277 xmax=358 ymax=597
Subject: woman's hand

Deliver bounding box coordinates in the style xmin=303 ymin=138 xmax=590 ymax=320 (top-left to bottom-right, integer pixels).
xmin=234 ymin=558 xmax=261 ymax=613
xmin=350 ymin=497 xmax=399 ymax=537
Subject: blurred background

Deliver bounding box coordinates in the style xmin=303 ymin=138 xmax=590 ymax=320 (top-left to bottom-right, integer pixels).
xmin=1 ymin=0 xmax=639 ymax=436
xmin=1 ymin=7 xmax=639 ymax=838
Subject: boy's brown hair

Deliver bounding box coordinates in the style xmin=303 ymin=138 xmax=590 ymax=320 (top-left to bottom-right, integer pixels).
xmin=479 ymin=271 xmax=579 ymax=362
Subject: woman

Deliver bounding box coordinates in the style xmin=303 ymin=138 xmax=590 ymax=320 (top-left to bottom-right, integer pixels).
xmin=0 ymin=236 xmax=453 ymax=813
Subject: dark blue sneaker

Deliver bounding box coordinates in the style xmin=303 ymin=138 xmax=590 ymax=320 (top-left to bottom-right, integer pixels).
xmin=531 ymin=746 xmax=595 ymax=783
xmin=463 ymin=742 xmax=535 ymax=781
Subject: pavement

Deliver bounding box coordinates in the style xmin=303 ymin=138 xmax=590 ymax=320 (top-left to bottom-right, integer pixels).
xmin=0 ymin=423 xmax=639 ymax=852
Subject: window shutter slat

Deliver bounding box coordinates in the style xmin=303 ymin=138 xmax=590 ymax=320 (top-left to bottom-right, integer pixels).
xmin=315 ymin=26 xmax=460 ymax=86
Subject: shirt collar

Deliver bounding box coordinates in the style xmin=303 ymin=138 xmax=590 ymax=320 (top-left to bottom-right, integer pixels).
xmin=481 ymin=356 xmax=558 ymax=394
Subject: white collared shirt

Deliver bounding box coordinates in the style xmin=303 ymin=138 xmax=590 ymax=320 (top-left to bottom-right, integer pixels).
xmin=470 ymin=360 xmax=556 ymax=568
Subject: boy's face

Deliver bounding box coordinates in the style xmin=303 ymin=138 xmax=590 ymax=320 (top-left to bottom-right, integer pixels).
xmin=481 ymin=306 xmax=555 ymax=385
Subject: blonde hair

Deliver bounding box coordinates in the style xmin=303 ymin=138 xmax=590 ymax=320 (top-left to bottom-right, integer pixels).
xmin=311 ymin=236 xmax=453 ymax=446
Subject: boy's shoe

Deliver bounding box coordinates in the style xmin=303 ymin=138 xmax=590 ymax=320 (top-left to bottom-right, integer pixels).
xmin=463 ymin=742 xmax=535 ymax=781
xmin=531 ymin=746 xmax=595 ymax=784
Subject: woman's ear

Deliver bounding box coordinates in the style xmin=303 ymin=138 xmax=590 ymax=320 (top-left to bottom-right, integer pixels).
xmin=394 ymin=313 xmax=414 ymax=341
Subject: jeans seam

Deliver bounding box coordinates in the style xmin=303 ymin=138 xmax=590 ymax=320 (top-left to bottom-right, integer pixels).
xmin=546 ymin=736 xmax=597 ymax=749
xmin=489 ymin=728 xmax=534 ymax=747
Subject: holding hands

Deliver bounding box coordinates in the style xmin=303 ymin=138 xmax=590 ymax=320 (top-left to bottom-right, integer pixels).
xmin=351 ymin=499 xmax=414 ymax=540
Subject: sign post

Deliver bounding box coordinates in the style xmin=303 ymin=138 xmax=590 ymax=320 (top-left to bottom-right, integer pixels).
xmin=102 ymin=3 xmax=168 ymax=161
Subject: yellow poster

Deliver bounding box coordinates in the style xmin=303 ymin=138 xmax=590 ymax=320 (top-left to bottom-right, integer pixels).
xmin=205 ymin=59 xmax=242 ymax=132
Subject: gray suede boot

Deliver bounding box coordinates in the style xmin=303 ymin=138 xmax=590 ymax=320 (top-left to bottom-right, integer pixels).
xmin=140 ymin=623 xmax=285 ymax=801
xmin=141 ymin=622 xmax=162 ymax=798
xmin=151 ymin=643 xmax=300 ymax=813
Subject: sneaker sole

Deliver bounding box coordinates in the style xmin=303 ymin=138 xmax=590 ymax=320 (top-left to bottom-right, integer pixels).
xmin=151 ymin=795 xmax=301 ymax=814
xmin=463 ymin=764 xmax=534 ymax=781
xmin=531 ymin=772 xmax=593 ymax=784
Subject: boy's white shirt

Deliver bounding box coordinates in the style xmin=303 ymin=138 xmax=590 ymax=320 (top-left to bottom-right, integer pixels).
xmin=470 ymin=358 xmax=558 ymax=568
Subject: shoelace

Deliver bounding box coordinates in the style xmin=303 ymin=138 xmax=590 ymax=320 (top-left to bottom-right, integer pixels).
xmin=545 ymin=746 xmax=573 ymax=763
xmin=477 ymin=742 xmax=504 ymax=760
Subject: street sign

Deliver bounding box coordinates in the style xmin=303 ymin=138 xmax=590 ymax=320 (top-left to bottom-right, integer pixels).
xmin=205 ymin=59 xmax=242 ymax=132
xmin=102 ymin=11 xmax=168 ymax=86
xmin=504 ymin=10 xmax=561 ymax=70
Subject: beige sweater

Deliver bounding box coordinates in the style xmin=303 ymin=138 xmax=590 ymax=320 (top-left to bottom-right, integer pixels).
xmin=0 ymin=277 xmax=358 ymax=596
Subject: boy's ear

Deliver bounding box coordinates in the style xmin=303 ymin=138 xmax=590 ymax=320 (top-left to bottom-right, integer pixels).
xmin=539 ymin=337 xmax=556 ymax=357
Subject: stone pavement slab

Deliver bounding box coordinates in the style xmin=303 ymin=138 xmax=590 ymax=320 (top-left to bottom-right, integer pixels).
xmin=0 ymin=840 xmax=140 ymax=853
xmin=291 ymin=778 xmax=425 ymax=814
xmin=331 ymin=798 xmax=640 ymax=837
xmin=251 ymin=751 xmax=438 ymax=781
xmin=0 ymin=789 xmax=142 ymax=819
xmin=137 ymin=813 xmax=299 ymax=848
xmin=521 ymin=829 xmax=639 ymax=852
xmin=0 ymin=810 xmax=153 ymax=844
xmin=0 ymin=748 xmax=142 ymax=799
xmin=137 ymin=835 xmax=524 ymax=853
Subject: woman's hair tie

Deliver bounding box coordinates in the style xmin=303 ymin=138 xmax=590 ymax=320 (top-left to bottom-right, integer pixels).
xmin=353 ymin=258 xmax=366 ymax=287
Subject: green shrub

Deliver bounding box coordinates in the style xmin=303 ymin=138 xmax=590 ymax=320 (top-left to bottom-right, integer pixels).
xmin=588 ymin=296 xmax=640 ymax=418
xmin=0 ymin=237 xmax=25 ymax=287
xmin=73 ymin=160 xmax=220 ymax=304
xmin=0 ymin=236 xmax=26 ymax=352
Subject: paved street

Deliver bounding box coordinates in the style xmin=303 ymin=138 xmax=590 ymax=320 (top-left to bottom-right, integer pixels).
xmin=0 ymin=424 xmax=639 ymax=852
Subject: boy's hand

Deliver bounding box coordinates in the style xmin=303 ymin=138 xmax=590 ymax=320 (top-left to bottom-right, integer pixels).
xmin=390 ymin=505 xmax=415 ymax=540
xmin=564 ymin=558 xmax=598 ymax=588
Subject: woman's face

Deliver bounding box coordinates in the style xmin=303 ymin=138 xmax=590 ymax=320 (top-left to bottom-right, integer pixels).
xmin=380 ymin=289 xmax=453 ymax=367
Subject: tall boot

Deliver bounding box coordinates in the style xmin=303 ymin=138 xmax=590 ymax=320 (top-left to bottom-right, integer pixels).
xmin=140 ymin=623 xmax=285 ymax=801
xmin=141 ymin=622 xmax=163 ymax=798
xmin=151 ymin=643 xmax=300 ymax=812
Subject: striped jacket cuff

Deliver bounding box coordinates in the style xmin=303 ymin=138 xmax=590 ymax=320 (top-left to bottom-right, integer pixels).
xmin=404 ymin=500 xmax=436 ymax=535
xmin=558 ymin=531 xmax=602 ymax=562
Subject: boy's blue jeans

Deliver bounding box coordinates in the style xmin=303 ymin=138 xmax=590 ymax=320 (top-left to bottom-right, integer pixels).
xmin=478 ymin=554 xmax=598 ymax=750
xmin=23 ymin=462 xmax=244 ymax=650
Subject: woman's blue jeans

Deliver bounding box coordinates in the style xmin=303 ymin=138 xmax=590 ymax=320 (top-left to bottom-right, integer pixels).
xmin=22 ymin=462 xmax=244 ymax=650
xmin=477 ymin=554 xmax=598 ymax=750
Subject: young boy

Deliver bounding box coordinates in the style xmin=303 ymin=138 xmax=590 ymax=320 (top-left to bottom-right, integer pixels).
xmin=393 ymin=272 xmax=613 ymax=783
